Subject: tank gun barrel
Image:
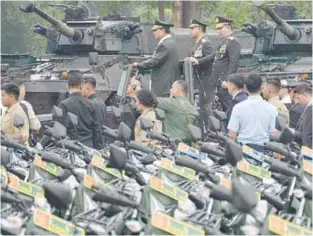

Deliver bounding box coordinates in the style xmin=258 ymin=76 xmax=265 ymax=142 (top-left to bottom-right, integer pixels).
xmin=48 ymin=3 xmax=78 ymax=8
xmin=19 ymin=3 xmax=83 ymax=42
xmin=253 ymin=1 xmax=300 ymax=41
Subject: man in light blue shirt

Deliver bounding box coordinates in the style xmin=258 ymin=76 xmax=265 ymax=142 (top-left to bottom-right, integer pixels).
xmin=228 ymin=73 xmax=278 ymax=145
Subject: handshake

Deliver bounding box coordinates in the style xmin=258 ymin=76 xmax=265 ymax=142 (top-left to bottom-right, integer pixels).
xmin=184 ymin=57 xmax=199 ymax=65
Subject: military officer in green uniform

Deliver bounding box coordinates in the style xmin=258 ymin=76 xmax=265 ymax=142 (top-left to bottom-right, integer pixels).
xmin=190 ymin=16 xmax=241 ymax=112
xmin=157 ymin=80 xmax=199 ymax=144
xmin=185 ymin=19 xmax=214 ymax=138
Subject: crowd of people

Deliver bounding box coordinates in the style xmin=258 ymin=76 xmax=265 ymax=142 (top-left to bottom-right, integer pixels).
xmin=0 ymin=16 xmax=312 ymax=151
xmin=129 ymin=72 xmax=312 ymax=150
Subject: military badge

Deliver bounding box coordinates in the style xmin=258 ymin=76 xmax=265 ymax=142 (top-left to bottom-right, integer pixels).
xmin=194 ymin=45 xmax=203 ymax=57
xmin=219 ymin=44 xmax=226 ymax=58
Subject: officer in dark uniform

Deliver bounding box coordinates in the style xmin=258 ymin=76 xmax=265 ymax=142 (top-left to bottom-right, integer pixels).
xmin=293 ymin=82 xmax=312 ymax=148
xmin=185 ymin=19 xmax=214 ymax=138
xmin=58 ymin=73 xmax=102 ymax=149
xmin=190 ymin=16 xmax=241 ymax=112
xmin=133 ymin=20 xmax=180 ymax=97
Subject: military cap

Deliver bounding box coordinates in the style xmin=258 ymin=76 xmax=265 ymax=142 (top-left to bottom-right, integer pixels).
xmin=215 ymin=16 xmax=233 ymax=29
xmin=188 ymin=19 xmax=207 ymax=29
xmin=151 ymin=19 xmax=174 ymax=31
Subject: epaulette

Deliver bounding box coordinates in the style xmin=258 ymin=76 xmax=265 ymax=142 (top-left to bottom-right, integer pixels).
xmin=201 ymin=38 xmax=206 ymax=43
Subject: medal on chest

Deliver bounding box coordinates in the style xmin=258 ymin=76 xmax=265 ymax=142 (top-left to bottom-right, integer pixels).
xmin=194 ymin=45 xmax=203 ymax=58
xmin=219 ymin=44 xmax=227 ymax=58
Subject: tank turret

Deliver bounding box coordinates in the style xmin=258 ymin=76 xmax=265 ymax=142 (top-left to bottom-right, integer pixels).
xmin=19 ymin=2 xmax=147 ymax=55
xmin=253 ymin=1 xmax=300 ymax=41
xmin=19 ymin=3 xmax=84 ymax=42
xmin=17 ymin=2 xmax=157 ymax=115
xmin=239 ymin=2 xmax=312 ymax=82
xmin=242 ymin=2 xmax=312 ymax=55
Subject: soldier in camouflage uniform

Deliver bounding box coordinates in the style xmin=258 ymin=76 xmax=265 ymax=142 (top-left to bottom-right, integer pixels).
xmin=185 ymin=19 xmax=215 ymax=138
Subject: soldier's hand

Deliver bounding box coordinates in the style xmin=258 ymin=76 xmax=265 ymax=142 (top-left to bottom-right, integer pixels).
xmin=189 ymin=57 xmax=199 ymax=65
xmin=133 ymin=62 xmax=138 ymax=67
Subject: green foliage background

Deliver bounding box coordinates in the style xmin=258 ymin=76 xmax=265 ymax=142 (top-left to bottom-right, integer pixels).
xmin=1 ymin=1 xmax=312 ymax=57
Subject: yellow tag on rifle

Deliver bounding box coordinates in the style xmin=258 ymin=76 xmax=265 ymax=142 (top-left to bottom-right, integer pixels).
xmin=34 ymin=155 xmax=61 ymax=177
xmin=91 ymin=156 xmax=123 ymax=179
xmin=268 ymin=214 xmax=312 ymax=236
xmin=8 ymin=174 xmax=44 ymax=198
xmin=151 ymin=211 xmax=205 ymax=236
xmin=83 ymin=175 xmax=111 ymax=192
xmin=160 ymin=158 xmax=196 ymax=180
xmin=237 ymin=160 xmax=271 ymax=179
xmin=150 ymin=176 xmax=188 ymax=202
xmin=33 ymin=208 xmax=85 ymax=236
xmin=303 ymin=160 xmax=313 ymax=175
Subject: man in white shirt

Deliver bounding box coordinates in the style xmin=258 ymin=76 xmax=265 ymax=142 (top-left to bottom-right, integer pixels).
xmin=228 ymin=73 xmax=278 ymax=148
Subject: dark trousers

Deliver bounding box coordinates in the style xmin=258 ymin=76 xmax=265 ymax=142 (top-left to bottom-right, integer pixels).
xmin=196 ymin=75 xmax=216 ymax=139
xmin=217 ymin=86 xmax=232 ymax=112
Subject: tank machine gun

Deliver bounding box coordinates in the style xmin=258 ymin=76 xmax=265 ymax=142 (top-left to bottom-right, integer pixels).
xmin=18 ymin=2 xmax=153 ymax=115
xmin=240 ymin=1 xmax=312 ymax=84
xmin=47 ymin=3 xmax=90 ymax=21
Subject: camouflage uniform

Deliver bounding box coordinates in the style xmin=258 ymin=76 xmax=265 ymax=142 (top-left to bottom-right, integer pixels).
xmin=135 ymin=108 xmax=163 ymax=146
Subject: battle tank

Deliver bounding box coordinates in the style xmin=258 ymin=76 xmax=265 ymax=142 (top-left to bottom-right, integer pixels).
xmin=18 ymin=2 xmax=157 ymax=115
xmin=240 ymin=2 xmax=312 ymax=84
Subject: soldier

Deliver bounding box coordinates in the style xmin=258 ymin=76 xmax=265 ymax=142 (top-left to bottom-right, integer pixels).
xmin=134 ymin=89 xmax=162 ymax=146
xmin=185 ymin=19 xmax=214 ymax=138
xmin=1 ymin=82 xmax=29 ymax=144
xmin=157 ymin=80 xmax=199 ymax=144
xmin=189 ymin=16 xmax=241 ymax=111
xmin=133 ymin=19 xmax=180 ymax=97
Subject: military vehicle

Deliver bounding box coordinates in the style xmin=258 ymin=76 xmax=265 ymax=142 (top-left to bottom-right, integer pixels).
xmin=16 ymin=2 xmax=256 ymax=116
xmin=1 ymin=53 xmax=37 ymax=81
xmin=240 ymin=2 xmax=312 ymax=84
xmin=18 ymin=2 xmax=158 ymax=115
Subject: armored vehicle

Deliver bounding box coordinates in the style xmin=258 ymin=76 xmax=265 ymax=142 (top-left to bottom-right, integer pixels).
xmin=240 ymin=2 xmax=312 ymax=84
xmin=1 ymin=53 xmax=37 ymax=81
xmin=18 ymin=2 xmax=157 ymax=115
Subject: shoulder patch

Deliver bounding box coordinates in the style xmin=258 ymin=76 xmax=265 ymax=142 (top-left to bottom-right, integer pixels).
xmin=201 ymin=38 xmax=206 ymax=43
